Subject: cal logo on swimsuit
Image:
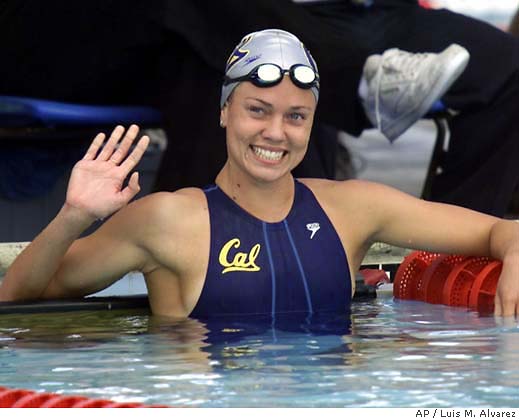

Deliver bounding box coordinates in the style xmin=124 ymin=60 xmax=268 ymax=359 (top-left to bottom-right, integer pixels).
xmin=218 ymin=238 xmax=261 ymax=274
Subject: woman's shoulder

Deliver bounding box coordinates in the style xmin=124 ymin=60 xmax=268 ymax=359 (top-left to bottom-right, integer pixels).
xmin=297 ymin=177 xmax=407 ymax=219
xmin=110 ymin=187 xmax=209 ymax=235
xmin=134 ymin=187 xmax=207 ymax=212
xmin=298 ymin=177 xmax=382 ymax=198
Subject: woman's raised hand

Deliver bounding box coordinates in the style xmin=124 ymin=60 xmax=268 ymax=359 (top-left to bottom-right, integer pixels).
xmin=65 ymin=125 xmax=150 ymax=221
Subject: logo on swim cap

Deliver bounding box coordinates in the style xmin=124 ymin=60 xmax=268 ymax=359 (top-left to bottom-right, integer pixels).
xmin=221 ymin=29 xmax=320 ymax=108
xmin=225 ymin=34 xmax=254 ymax=73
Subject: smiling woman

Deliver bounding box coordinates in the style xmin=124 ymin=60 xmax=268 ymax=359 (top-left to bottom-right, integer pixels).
xmin=218 ymin=78 xmax=316 ymax=192
xmin=217 ymin=30 xmax=319 ymax=192
xmin=0 ymin=28 xmax=518 ymax=319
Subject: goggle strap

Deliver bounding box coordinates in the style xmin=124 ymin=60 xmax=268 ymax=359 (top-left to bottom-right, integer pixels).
xmin=224 ymin=63 xmax=318 ymax=90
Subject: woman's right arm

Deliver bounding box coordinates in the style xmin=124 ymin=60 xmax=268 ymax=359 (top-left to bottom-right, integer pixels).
xmin=0 ymin=125 xmax=150 ymax=301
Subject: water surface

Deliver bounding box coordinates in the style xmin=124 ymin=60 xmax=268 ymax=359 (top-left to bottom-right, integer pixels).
xmin=1 ymin=297 xmax=518 ymax=407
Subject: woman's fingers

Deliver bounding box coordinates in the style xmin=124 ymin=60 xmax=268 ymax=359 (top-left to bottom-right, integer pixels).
xmin=80 ymin=125 xmax=149 ymax=196
xmin=84 ymin=125 xmax=146 ymax=166
xmin=120 ymin=171 xmax=141 ymax=203
xmin=119 ymin=135 xmax=150 ymax=174
xmin=108 ymin=124 xmax=141 ymax=165
xmin=494 ymin=292 xmax=519 ymax=318
xmin=494 ymin=294 xmax=503 ymax=317
xmin=96 ymin=125 xmax=126 ymax=161
xmin=82 ymin=132 xmax=106 ymax=160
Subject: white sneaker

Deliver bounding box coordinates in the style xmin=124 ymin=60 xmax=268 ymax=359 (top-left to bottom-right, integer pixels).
xmin=358 ymin=44 xmax=470 ymax=142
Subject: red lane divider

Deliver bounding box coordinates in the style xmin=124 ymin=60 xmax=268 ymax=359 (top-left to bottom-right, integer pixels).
xmin=394 ymin=251 xmax=502 ymax=313
xmin=393 ymin=251 xmax=441 ymax=300
xmin=469 ymin=260 xmax=502 ymax=311
xmin=420 ymin=254 xmax=467 ymax=304
xmin=0 ymin=387 xmax=169 ymax=408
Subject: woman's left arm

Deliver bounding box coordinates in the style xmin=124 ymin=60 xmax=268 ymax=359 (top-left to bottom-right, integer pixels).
xmin=342 ymin=180 xmax=519 ymax=317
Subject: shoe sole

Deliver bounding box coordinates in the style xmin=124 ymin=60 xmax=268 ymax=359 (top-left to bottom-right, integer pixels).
xmin=384 ymin=44 xmax=470 ymax=141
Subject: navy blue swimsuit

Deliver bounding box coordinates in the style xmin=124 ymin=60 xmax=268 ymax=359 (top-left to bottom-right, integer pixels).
xmin=190 ymin=180 xmax=352 ymax=318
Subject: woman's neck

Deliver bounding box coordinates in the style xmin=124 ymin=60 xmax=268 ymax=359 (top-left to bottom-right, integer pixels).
xmin=215 ymin=162 xmax=295 ymax=223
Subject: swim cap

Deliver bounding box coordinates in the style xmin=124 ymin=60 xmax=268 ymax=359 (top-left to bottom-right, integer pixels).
xmin=221 ymin=29 xmax=319 ymax=108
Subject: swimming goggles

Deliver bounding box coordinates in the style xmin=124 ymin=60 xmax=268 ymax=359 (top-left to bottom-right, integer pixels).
xmin=223 ymin=63 xmax=320 ymax=90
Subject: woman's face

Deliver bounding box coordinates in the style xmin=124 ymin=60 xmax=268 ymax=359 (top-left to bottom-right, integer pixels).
xmin=220 ymin=76 xmax=316 ymax=184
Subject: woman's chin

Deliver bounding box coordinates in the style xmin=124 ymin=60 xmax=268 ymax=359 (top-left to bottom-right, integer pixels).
xmin=246 ymin=163 xmax=293 ymax=184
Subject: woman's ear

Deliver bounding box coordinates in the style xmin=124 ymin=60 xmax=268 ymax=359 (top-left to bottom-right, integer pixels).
xmin=220 ymin=106 xmax=228 ymax=128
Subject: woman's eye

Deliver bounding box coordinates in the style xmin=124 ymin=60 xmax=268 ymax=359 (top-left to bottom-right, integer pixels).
xmin=289 ymin=113 xmax=306 ymax=121
xmin=248 ymin=106 xmax=265 ymax=115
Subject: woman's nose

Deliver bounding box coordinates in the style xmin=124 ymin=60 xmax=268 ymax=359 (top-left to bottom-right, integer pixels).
xmin=262 ymin=115 xmax=286 ymax=142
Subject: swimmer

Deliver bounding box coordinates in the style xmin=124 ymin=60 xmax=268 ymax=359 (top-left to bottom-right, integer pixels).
xmin=1 ymin=29 xmax=518 ymax=318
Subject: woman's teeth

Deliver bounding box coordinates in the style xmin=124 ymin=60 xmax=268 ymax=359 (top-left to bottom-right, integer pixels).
xmin=252 ymin=146 xmax=284 ymax=161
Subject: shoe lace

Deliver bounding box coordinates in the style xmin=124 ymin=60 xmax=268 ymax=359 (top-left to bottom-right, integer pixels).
xmin=373 ymin=51 xmax=431 ymax=129
xmin=373 ymin=54 xmax=388 ymax=130
xmin=385 ymin=51 xmax=431 ymax=75
xmin=374 ymin=61 xmax=382 ymax=130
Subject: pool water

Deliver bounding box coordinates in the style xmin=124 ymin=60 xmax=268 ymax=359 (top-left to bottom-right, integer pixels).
xmin=1 ymin=296 xmax=518 ymax=407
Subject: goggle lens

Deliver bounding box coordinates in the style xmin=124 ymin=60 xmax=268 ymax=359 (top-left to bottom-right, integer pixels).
xmin=256 ymin=64 xmax=283 ymax=83
xmin=292 ymin=65 xmax=316 ymax=84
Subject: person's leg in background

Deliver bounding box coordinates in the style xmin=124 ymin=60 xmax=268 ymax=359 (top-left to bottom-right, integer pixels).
xmin=411 ymin=5 xmax=519 ymax=217
xmin=432 ymin=73 xmax=519 ymax=217
xmin=342 ymin=1 xmax=519 ymax=216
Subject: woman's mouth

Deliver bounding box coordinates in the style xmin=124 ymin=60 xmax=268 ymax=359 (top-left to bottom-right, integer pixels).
xmin=251 ymin=145 xmax=285 ymax=162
